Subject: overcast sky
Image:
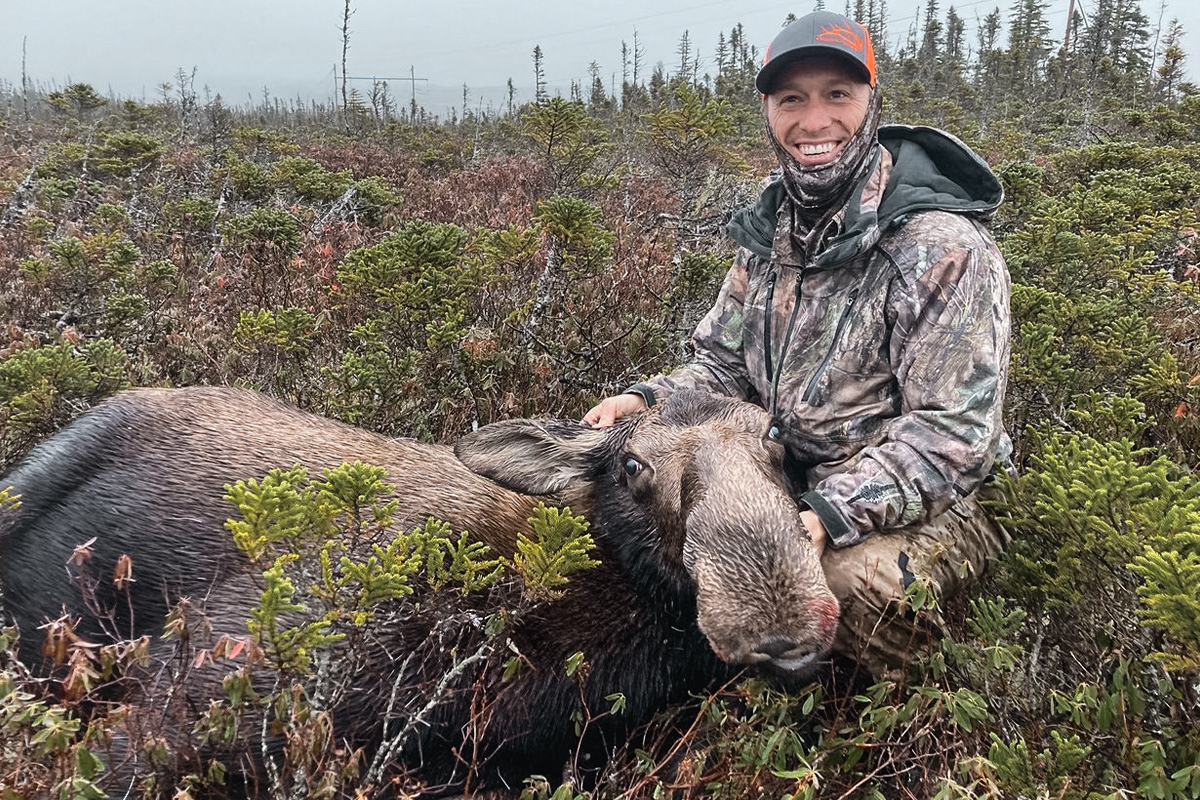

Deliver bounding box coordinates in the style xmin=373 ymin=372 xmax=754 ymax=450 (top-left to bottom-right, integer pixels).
xmin=2 ymin=0 xmax=1196 ymax=118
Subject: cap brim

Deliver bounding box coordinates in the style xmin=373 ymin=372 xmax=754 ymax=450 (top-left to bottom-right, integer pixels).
xmin=755 ymin=48 xmax=874 ymax=94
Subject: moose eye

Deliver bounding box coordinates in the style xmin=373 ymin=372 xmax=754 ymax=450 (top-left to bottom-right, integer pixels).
xmin=623 ymin=457 xmax=644 ymax=477
xmin=767 ymin=424 xmax=782 ymax=441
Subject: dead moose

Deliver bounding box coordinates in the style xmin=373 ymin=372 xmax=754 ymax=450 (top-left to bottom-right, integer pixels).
xmin=0 ymin=386 xmax=838 ymax=796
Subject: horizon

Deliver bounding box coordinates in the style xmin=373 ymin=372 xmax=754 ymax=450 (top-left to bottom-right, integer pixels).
xmin=3 ymin=0 xmax=1195 ymax=121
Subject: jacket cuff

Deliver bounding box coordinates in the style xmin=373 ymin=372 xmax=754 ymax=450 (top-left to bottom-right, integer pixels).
xmin=800 ymin=490 xmax=861 ymax=548
xmin=624 ymin=382 xmax=657 ymax=408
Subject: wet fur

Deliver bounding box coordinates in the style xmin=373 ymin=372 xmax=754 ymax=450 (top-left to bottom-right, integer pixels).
xmin=0 ymin=386 xmax=835 ymax=794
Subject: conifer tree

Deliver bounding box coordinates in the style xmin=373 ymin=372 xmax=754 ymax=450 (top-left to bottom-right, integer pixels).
xmin=533 ymin=45 xmax=547 ymax=102
xmin=46 ymin=82 xmax=107 ymax=121
xmin=1005 ymin=0 xmax=1053 ymax=95
xmin=521 ymin=96 xmax=613 ymax=196
xmin=916 ymin=0 xmax=943 ymax=90
xmin=1154 ymin=19 xmax=1189 ymax=102
xmin=586 ymin=61 xmax=613 ymax=117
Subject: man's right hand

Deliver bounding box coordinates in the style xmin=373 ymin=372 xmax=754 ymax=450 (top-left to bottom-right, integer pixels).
xmin=582 ymin=393 xmax=648 ymax=428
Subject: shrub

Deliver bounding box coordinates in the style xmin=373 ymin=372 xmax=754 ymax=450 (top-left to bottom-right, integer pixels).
xmin=0 ymin=462 xmax=598 ymax=798
xmin=0 ymin=339 xmax=128 ymax=471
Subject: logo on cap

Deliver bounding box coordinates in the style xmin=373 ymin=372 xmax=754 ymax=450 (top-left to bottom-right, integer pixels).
xmin=817 ymin=22 xmax=867 ymax=53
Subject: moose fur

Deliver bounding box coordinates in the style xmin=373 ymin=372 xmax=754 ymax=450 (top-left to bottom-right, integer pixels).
xmin=0 ymin=386 xmax=837 ymax=795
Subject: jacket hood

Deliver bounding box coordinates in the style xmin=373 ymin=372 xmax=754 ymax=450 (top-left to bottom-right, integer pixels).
xmin=727 ymin=124 xmax=1004 ymax=265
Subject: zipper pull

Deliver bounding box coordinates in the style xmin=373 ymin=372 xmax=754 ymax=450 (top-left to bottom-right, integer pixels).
xmin=763 ymin=269 xmax=780 ymax=384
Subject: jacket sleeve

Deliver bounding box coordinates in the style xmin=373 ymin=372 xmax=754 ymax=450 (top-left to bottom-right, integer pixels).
xmin=804 ymin=220 xmax=1012 ymax=547
xmin=640 ymin=247 xmax=760 ymax=404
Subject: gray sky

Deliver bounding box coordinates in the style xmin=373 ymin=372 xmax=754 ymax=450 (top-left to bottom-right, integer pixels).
xmin=2 ymin=0 xmax=1196 ymax=117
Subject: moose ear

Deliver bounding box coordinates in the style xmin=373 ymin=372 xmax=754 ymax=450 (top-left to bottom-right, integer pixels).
xmin=454 ymin=419 xmax=609 ymax=495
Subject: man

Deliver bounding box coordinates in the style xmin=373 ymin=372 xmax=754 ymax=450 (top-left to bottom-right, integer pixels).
xmin=583 ymin=10 xmax=1012 ymax=678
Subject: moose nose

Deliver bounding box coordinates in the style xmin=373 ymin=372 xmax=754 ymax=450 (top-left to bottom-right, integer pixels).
xmin=752 ymin=635 xmax=821 ymax=673
xmin=755 ymin=635 xmax=799 ymax=659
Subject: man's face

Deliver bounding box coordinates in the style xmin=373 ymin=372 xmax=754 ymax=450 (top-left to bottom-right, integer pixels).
xmin=764 ymin=55 xmax=872 ymax=168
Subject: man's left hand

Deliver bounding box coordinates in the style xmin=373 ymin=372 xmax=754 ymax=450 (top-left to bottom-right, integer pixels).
xmin=801 ymin=509 xmax=827 ymax=558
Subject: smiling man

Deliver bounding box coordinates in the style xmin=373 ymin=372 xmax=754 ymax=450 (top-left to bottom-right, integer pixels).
xmin=584 ymin=11 xmax=1013 ymax=681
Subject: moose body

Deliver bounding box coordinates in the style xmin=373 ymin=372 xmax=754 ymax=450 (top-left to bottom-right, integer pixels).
xmin=0 ymin=386 xmax=837 ymax=795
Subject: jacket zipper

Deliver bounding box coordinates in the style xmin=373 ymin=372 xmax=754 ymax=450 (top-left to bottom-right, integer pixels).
xmin=802 ymin=286 xmax=861 ymax=405
xmin=763 ymin=269 xmax=778 ymax=387
xmin=769 ymin=268 xmax=806 ymax=417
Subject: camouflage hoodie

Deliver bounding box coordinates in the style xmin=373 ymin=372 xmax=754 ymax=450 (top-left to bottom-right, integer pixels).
xmin=640 ymin=125 xmax=1012 ymax=548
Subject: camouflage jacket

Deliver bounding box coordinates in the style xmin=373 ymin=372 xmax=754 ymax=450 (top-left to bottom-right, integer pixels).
xmin=639 ymin=125 xmax=1012 ymax=548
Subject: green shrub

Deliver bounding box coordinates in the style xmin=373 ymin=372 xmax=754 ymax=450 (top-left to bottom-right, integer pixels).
xmin=33 ymin=142 xmax=89 ymax=180
xmin=348 ymin=175 xmax=402 ymax=226
xmin=219 ymin=206 xmax=302 ymax=259
xmin=224 ymin=157 xmax=274 ymax=200
xmin=0 ymin=340 xmax=127 ymax=470
xmin=162 ymin=197 xmax=219 ymax=232
xmin=271 ymin=155 xmax=353 ymax=202
xmin=93 ymin=130 xmax=165 ymax=178
xmin=325 ymin=220 xmax=491 ymax=437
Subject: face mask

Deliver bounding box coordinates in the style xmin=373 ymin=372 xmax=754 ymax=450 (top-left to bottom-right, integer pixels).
xmin=766 ymin=84 xmax=883 ymax=221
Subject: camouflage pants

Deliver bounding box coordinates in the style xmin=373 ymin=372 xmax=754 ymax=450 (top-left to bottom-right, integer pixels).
xmin=820 ymin=480 xmax=1010 ymax=679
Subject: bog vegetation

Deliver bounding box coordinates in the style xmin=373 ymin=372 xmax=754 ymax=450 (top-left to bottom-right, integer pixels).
xmin=1 ymin=1 xmax=1200 ymax=797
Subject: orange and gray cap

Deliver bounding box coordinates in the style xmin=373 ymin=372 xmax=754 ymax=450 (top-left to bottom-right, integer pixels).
xmin=756 ymin=10 xmax=877 ymax=93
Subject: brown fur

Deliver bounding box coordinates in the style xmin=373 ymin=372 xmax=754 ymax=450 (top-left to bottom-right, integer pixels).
xmin=0 ymin=386 xmax=837 ymax=795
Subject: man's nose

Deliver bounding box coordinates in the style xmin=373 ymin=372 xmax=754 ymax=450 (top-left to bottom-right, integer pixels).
xmin=796 ymin=101 xmax=832 ymax=132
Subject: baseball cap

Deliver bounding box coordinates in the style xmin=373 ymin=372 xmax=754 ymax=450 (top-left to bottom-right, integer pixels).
xmin=756 ymin=11 xmax=877 ymax=94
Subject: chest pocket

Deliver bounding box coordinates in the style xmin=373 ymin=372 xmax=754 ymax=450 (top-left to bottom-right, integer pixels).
xmin=784 ymin=258 xmax=899 ymax=438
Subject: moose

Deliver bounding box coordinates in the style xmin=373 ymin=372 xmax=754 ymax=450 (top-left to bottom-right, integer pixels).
xmin=0 ymin=386 xmax=838 ymax=796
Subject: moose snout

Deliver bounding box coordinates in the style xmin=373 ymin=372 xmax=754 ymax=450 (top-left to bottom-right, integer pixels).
xmin=749 ymin=634 xmax=824 ymax=673
xmin=689 ymin=540 xmax=841 ymax=677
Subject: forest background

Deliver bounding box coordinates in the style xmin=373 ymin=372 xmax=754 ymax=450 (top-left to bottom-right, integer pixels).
xmin=2 ymin=0 xmax=1200 ymax=797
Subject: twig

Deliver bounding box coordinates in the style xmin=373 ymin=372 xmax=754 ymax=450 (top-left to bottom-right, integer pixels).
xmin=311 ymin=186 xmax=358 ymax=236
xmin=363 ymin=637 xmax=495 ymax=794
xmin=202 ymin=177 xmax=231 ymax=273
xmin=614 ymin=672 xmax=746 ymax=800
xmin=359 ymin=649 xmax=417 ymax=784
xmin=0 ymin=167 xmax=37 ymax=228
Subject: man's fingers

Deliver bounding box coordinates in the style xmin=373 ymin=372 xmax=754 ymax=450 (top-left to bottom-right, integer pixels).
xmin=581 ymin=402 xmax=607 ymax=427
xmin=582 ymin=393 xmax=647 ymax=428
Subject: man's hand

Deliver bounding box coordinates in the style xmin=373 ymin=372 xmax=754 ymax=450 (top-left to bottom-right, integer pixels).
xmin=801 ymin=508 xmax=827 ymax=558
xmin=582 ymin=393 xmax=647 ymax=428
